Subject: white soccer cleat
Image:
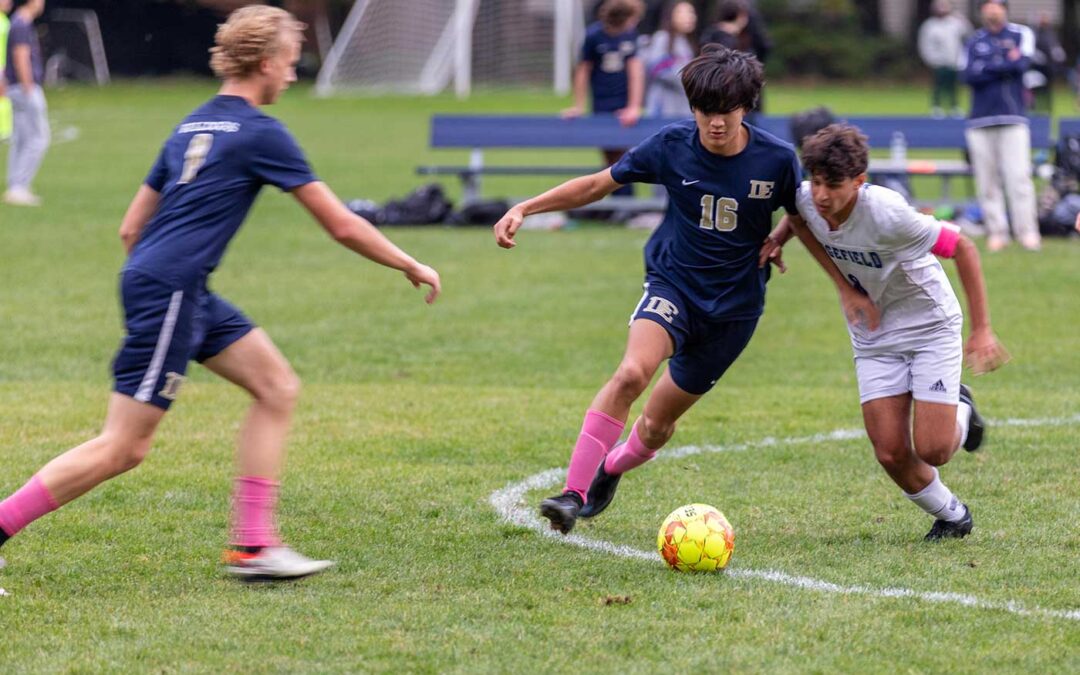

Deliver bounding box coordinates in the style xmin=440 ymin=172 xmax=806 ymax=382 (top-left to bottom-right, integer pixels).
xmin=2 ymin=188 xmax=42 ymax=207
xmin=223 ymin=546 xmax=335 ymax=581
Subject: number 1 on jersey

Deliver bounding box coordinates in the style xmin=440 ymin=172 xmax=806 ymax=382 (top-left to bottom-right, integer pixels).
xmin=178 ymin=133 xmax=214 ymax=185
xmin=699 ymin=195 xmax=739 ymax=231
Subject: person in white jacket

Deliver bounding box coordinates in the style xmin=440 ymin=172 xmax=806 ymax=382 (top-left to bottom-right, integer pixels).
xmin=641 ymin=0 xmax=698 ymax=118
xmin=918 ymin=0 xmax=972 ymax=118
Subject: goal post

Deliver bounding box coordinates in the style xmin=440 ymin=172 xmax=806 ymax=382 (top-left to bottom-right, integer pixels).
xmin=316 ymin=0 xmax=584 ymax=97
xmin=45 ymin=9 xmax=111 ymax=86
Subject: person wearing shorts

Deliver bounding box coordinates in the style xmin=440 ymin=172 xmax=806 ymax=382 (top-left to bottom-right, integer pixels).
xmin=0 ymin=6 xmax=441 ymax=580
xmin=493 ymin=47 xmax=874 ymax=535
xmin=763 ymin=124 xmax=1010 ymax=540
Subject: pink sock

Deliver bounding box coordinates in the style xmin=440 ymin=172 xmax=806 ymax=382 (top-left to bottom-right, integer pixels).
xmin=564 ymin=409 xmax=625 ymax=502
xmin=230 ymin=476 xmax=282 ymax=548
xmin=0 ymin=475 xmax=59 ymax=538
xmin=604 ymin=422 xmax=657 ymax=475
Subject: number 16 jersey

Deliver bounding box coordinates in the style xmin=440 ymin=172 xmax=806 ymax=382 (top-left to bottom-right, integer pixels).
xmin=611 ymin=120 xmax=800 ymax=321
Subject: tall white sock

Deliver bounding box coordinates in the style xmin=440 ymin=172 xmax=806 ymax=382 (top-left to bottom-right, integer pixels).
xmin=956 ymin=401 xmax=972 ymax=448
xmin=904 ymin=468 xmax=966 ymax=522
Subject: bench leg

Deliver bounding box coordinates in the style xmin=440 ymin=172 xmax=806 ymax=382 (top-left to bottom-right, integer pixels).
xmin=464 ymin=148 xmax=484 ymax=205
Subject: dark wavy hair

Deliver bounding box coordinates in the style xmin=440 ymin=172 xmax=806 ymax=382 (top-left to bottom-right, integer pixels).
xmin=680 ymin=44 xmax=763 ymax=114
xmin=800 ymin=124 xmax=870 ymax=184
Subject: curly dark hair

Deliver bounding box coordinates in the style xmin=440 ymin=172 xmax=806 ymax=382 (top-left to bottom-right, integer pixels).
xmin=680 ymin=44 xmax=763 ymax=114
xmin=800 ymin=124 xmax=870 ymax=184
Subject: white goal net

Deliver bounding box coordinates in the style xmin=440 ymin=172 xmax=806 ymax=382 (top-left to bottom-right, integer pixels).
xmin=44 ymin=9 xmax=110 ymax=86
xmin=316 ymin=0 xmax=584 ymax=97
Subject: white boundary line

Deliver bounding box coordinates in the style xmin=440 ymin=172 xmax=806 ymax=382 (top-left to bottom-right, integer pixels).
xmin=489 ymin=415 xmax=1080 ymax=623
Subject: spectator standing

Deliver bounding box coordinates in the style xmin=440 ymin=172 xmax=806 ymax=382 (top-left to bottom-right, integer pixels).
xmin=700 ymin=0 xmax=746 ymax=50
xmin=641 ymin=0 xmax=697 ymax=118
xmin=565 ymin=0 xmax=645 ymax=199
xmin=701 ymin=0 xmax=771 ymax=67
xmin=700 ymin=0 xmax=771 ymax=117
xmin=961 ymin=0 xmax=1041 ymax=252
xmin=1027 ymin=12 xmax=1065 ymax=113
xmin=0 ymin=0 xmax=12 ymax=142
xmin=4 ymin=0 xmax=48 ymax=207
xmin=917 ymin=0 xmax=971 ymax=118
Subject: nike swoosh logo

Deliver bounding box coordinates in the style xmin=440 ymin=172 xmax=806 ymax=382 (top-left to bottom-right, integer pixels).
xmin=681 ymin=179 xmax=700 ymax=186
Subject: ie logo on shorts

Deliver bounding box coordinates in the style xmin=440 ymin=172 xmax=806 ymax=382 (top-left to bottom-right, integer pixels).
xmin=159 ymin=372 xmax=186 ymax=401
xmin=644 ymin=296 xmax=679 ymax=323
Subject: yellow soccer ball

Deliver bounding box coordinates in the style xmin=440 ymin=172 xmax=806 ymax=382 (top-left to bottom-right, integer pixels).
xmin=657 ymin=503 xmax=735 ymax=572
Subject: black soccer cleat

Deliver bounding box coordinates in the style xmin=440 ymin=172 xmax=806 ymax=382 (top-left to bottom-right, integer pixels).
xmin=959 ymin=384 xmax=985 ymax=452
xmin=539 ymin=491 xmax=583 ymax=535
xmin=578 ymin=458 xmax=623 ymax=519
xmin=924 ymin=504 xmax=974 ymax=541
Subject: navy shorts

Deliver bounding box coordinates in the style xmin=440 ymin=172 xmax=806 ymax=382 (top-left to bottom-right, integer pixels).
xmin=629 ymin=276 xmax=758 ymax=395
xmin=112 ymin=270 xmax=255 ymax=410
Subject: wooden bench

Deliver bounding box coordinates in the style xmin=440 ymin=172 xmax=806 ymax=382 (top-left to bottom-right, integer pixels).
xmin=418 ymin=114 xmax=1054 ymax=207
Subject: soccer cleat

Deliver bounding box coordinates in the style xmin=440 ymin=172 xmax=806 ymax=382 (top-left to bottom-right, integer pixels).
xmin=2 ymin=189 xmax=42 ymax=207
xmin=578 ymin=455 xmax=623 ymax=519
xmin=539 ymin=491 xmax=583 ymax=535
xmin=959 ymin=384 xmax=984 ymax=452
xmin=223 ymin=545 xmax=335 ymax=581
xmin=924 ymin=504 xmax=973 ymax=541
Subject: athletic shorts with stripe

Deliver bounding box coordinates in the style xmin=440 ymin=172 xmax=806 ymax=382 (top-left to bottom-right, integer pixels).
xmin=112 ymin=269 xmax=255 ymax=410
xmin=629 ymin=275 xmax=758 ymax=396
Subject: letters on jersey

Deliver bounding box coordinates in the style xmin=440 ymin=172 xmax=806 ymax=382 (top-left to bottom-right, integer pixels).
xmin=794 ymin=182 xmax=963 ymax=353
xmin=610 ymin=120 xmax=800 ymax=321
xmin=126 ymin=95 xmax=317 ymax=286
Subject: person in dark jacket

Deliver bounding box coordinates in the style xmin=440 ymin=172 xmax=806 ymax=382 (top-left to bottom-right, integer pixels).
xmin=960 ymin=0 xmax=1041 ymax=251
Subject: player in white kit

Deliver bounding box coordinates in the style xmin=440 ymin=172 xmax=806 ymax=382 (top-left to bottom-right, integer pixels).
xmin=762 ymin=124 xmax=1010 ymax=540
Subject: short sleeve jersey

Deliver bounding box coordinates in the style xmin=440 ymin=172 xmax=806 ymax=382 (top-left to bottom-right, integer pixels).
xmin=5 ymin=15 xmax=43 ymax=85
xmin=611 ymin=120 xmax=800 ymax=320
xmin=126 ymin=95 xmax=317 ymax=285
xmin=795 ymin=182 xmax=962 ymax=354
xmin=581 ymin=22 xmax=638 ymax=112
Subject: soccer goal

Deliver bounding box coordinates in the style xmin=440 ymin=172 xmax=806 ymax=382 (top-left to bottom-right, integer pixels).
xmin=44 ymin=9 xmax=111 ymax=86
xmin=316 ymin=0 xmax=584 ymax=97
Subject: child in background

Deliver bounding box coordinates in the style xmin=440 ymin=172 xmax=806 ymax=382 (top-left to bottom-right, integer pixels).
xmin=564 ymin=0 xmax=646 ymax=198
xmin=642 ymin=0 xmax=698 ymax=118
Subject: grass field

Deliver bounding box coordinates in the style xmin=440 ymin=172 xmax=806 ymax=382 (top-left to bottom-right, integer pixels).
xmin=1 ymin=82 xmax=1078 ymax=672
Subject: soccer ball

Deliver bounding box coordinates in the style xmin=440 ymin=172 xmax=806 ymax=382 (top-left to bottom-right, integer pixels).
xmin=657 ymin=503 xmax=735 ymax=572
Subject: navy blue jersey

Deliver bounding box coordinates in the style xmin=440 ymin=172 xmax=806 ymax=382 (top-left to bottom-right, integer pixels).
xmin=611 ymin=120 xmax=799 ymax=320
xmin=581 ymin=22 xmax=639 ymax=112
xmin=127 ymin=95 xmax=317 ymax=285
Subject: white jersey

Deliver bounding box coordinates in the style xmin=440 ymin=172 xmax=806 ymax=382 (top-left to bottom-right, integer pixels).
xmin=795 ymin=182 xmax=962 ymax=355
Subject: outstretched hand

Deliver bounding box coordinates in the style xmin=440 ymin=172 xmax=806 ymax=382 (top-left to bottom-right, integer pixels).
xmin=493 ymin=206 xmax=525 ymax=249
xmin=965 ymin=328 xmax=1010 ymax=375
xmin=405 ymin=263 xmax=441 ymax=304
xmin=757 ymin=235 xmax=787 ymax=273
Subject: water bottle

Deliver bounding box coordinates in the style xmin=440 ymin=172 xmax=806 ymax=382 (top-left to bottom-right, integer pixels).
xmin=890 ymin=131 xmax=906 ymax=164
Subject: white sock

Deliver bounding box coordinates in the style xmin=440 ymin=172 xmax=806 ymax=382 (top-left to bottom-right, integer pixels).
xmin=956 ymin=402 xmax=972 ymax=448
xmin=904 ymin=468 xmax=966 ymax=522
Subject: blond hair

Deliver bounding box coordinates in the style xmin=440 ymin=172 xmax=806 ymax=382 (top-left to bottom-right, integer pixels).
xmin=209 ymin=6 xmax=306 ymax=80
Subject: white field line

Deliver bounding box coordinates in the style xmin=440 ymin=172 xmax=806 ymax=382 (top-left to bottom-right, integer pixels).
xmin=489 ymin=414 xmax=1080 ymax=622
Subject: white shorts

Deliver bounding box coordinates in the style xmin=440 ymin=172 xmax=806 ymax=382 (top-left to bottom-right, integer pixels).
xmin=853 ymin=331 xmax=963 ymax=405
